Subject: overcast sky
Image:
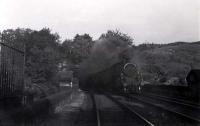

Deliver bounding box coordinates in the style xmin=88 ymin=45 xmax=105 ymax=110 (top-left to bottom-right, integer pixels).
xmin=0 ymin=0 xmax=199 ymax=44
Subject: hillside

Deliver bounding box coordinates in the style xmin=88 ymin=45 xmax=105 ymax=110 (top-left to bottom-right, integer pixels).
xmin=131 ymin=41 xmax=200 ymax=86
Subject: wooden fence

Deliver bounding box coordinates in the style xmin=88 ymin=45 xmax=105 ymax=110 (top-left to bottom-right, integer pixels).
xmin=0 ymin=40 xmax=25 ymax=102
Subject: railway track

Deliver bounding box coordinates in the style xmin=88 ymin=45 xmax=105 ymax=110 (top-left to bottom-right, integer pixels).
xmin=141 ymin=93 xmax=200 ymax=109
xmin=90 ymin=93 xmax=101 ymax=126
xmin=90 ymin=93 xmax=154 ymax=126
xmin=129 ymin=94 xmax=200 ymax=124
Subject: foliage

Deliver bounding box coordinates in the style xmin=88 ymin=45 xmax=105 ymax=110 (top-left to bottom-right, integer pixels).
xmin=99 ymin=30 xmax=133 ymax=47
xmin=1 ymin=28 xmax=62 ymax=87
xmin=131 ymin=42 xmax=200 ymax=85
xmin=62 ymin=34 xmax=94 ymax=64
xmin=25 ymin=28 xmax=61 ymax=85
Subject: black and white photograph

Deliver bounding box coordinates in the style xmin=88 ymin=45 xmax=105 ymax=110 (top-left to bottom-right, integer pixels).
xmin=0 ymin=0 xmax=199 ymax=125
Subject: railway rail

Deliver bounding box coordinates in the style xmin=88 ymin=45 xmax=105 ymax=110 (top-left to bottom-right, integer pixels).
xmin=90 ymin=93 xmax=101 ymax=126
xmin=141 ymin=92 xmax=200 ymax=108
xmin=129 ymin=94 xmax=200 ymax=123
xmin=90 ymin=93 xmax=154 ymax=126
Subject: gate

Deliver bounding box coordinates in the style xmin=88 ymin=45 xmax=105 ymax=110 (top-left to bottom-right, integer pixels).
xmin=0 ymin=39 xmax=25 ymax=101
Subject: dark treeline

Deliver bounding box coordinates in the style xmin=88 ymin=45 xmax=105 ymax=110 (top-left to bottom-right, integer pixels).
xmin=0 ymin=28 xmax=63 ymax=92
xmin=1 ymin=28 xmax=199 ymax=94
xmin=0 ymin=28 xmax=132 ymax=93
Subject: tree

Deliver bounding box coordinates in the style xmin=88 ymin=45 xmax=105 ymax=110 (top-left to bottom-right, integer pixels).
xmin=99 ymin=30 xmax=133 ymax=47
xmin=62 ymin=34 xmax=94 ymax=64
xmin=25 ymin=28 xmax=61 ymax=85
xmin=1 ymin=28 xmax=62 ymax=88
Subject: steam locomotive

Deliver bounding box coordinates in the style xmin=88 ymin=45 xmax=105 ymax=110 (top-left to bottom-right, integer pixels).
xmin=79 ymin=59 xmax=142 ymax=93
